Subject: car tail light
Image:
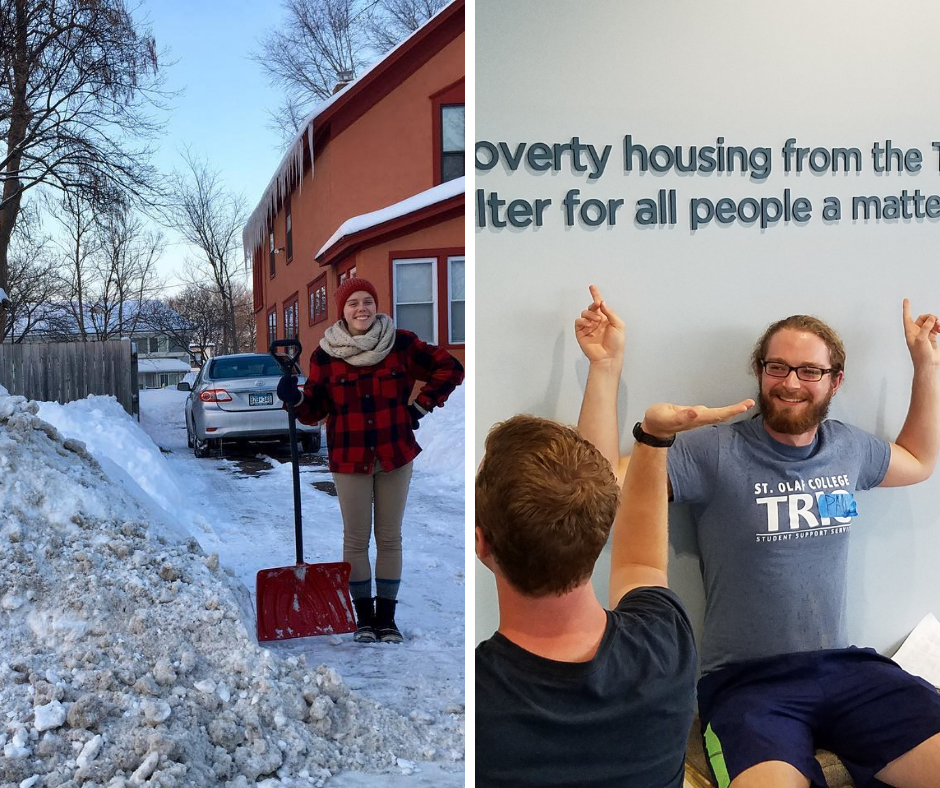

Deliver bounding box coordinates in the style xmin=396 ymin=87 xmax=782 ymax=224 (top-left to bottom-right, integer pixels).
xmin=200 ymin=389 xmax=232 ymax=402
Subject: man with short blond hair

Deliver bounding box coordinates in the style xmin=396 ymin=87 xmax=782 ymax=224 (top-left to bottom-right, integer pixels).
xmin=475 ymin=415 xmax=620 ymax=597
xmin=475 ymin=287 xmax=751 ymax=788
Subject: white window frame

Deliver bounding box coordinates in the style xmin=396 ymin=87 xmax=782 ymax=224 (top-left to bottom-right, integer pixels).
xmin=393 ymin=257 xmax=438 ymax=344
xmin=447 ymin=255 xmax=465 ymax=345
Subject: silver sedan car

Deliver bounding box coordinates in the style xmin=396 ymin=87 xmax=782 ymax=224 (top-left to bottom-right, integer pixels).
xmin=179 ymin=353 xmax=321 ymax=458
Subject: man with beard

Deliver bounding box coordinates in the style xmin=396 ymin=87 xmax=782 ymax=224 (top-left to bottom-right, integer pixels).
xmin=582 ymin=298 xmax=940 ymax=788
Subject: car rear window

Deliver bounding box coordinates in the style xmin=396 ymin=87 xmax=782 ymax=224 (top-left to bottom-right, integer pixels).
xmin=210 ymin=357 xmax=283 ymax=379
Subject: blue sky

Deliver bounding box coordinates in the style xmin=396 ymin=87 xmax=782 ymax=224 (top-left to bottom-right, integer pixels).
xmin=139 ymin=0 xmax=290 ymax=290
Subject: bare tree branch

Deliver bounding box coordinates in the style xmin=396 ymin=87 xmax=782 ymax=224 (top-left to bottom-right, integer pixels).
xmin=30 ymin=194 xmax=165 ymax=342
xmin=0 ymin=0 xmax=168 ymax=331
xmin=164 ymin=151 xmax=248 ymax=355
xmin=363 ymin=0 xmax=444 ymax=52
xmin=254 ymin=0 xmax=443 ymax=142
xmin=2 ymin=199 xmax=63 ymax=341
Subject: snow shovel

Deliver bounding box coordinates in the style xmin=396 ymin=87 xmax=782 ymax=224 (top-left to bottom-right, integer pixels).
xmin=256 ymin=338 xmax=357 ymax=641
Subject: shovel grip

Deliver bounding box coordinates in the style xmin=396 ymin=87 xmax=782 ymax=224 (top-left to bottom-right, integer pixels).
xmin=269 ymin=338 xmax=302 ymax=374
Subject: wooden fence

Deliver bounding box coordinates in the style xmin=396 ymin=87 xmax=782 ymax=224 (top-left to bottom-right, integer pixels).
xmin=0 ymin=340 xmax=139 ymax=417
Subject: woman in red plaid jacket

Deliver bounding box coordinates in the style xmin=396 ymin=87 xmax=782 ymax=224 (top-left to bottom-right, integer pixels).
xmin=278 ymin=277 xmax=464 ymax=644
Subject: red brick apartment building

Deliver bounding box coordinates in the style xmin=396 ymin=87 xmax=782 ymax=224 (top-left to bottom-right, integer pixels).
xmin=243 ymin=0 xmax=465 ymax=367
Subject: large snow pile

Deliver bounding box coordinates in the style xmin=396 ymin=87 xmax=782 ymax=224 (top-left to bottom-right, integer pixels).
xmin=36 ymin=397 xmax=191 ymax=539
xmin=0 ymin=389 xmax=462 ymax=787
xmin=411 ymin=386 xmax=464 ymax=490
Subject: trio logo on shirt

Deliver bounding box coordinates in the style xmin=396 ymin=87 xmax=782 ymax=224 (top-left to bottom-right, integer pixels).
xmin=752 ymin=475 xmax=858 ymax=542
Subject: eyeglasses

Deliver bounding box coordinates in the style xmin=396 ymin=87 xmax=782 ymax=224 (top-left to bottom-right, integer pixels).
xmin=760 ymin=361 xmax=835 ymax=382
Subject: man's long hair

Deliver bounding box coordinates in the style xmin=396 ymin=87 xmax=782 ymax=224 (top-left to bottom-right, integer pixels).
xmin=750 ymin=315 xmax=846 ymax=379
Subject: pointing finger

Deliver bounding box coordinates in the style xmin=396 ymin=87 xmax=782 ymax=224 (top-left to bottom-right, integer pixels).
xmin=589 ymin=284 xmax=602 ymax=306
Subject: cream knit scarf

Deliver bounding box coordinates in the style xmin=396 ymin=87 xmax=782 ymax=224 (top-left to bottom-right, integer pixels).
xmin=319 ymin=313 xmax=397 ymax=366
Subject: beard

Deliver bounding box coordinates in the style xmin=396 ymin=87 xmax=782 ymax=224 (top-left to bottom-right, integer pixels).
xmin=759 ymin=385 xmax=834 ymax=435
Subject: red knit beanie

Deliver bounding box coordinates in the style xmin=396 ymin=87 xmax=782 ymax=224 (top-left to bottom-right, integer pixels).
xmin=335 ymin=277 xmax=379 ymax=314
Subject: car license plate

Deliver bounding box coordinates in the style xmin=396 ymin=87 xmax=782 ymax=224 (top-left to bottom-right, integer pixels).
xmin=249 ymin=393 xmax=273 ymax=406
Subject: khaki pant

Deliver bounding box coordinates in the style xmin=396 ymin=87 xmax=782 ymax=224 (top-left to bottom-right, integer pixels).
xmin=332 ymin=461 xmax=413 ymax=592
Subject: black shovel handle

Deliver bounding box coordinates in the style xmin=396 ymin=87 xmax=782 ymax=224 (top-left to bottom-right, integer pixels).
xmin=269 ymin=338 xmax=302 ymax=373
xmin=270 ymin=338 xmax=305 ymax=565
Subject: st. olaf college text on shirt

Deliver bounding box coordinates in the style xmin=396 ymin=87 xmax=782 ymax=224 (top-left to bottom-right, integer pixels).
xmin=751 ymin=474 xmax=858 ymax=543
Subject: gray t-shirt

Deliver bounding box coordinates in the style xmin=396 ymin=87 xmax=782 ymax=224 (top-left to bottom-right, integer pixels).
xmin=667 ymin=416 xmax=891 ymax=675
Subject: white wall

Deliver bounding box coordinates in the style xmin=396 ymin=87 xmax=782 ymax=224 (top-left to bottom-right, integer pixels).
xmin=475 ymin=0 xmax=940 ymax=651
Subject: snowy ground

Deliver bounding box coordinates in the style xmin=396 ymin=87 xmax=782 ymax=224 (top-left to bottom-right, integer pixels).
xmin=0 ymin=384 xmax=465 ymax=787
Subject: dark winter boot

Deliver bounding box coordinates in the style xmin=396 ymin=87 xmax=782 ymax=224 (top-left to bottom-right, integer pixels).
xmin=374 ymin=597 xmax=403 ymax=643
xmin=353 ymin=597 xmax=377 ymax=643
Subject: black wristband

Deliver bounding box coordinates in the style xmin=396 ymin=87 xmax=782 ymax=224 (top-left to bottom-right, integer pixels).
xmin=633 ymin=421 xmax=676 ymax=448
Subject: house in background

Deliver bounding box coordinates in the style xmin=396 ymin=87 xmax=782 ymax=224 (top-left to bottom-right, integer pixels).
xmin=7 ymin=301 xmax=195 ymax=390
xmin=136 ymin=335 xmax=192 ymax=390
xmin=243 ymin=0 xmax=465 ymax=366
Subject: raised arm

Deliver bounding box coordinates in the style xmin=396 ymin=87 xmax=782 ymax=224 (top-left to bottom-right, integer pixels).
xmin=609 ymin=399 xmax=754 ymax=607
xmin=575 ymin=285 xmax=625 ymax=477
xmin=880 ymin=299 xmax=940 ymax=487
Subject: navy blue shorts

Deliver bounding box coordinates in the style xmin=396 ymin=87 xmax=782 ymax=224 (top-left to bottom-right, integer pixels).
xmin=698 ymin=647 xmax=940 ymax=788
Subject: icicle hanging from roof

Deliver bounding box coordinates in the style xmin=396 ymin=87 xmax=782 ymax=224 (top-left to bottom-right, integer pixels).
xmin=241 ymin=0 xmax=458 ymax=265
xmin=242 ymin=121 xmax=313 ymax=263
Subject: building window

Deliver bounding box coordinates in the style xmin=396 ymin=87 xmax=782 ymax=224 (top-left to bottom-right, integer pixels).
xmin=391 ymin=248 xmax=464 ymax=347
xmin=338 ymin=265 xmax=357 ymax=286
xmin=431 ymin=79 xmax=464 ymax=185
xmin=252 ymin=249 xmax=264 ymax=312
xmin=308 ymin=275 xmax=327 ymax=325
xmin=284 ymin=296 xmax=298 ymax=340
xmin=393 ymin=258 xmax=437 ymax=343
xmin=285 ymin=195 xmax=293 ymax=261
xmin=267 ymin=308 xmax=277 ymax=349
xmin=269 ymin=230 xmax=276 ymax=278
xmin=148 ymin=337 xmax=159 ymax=353
xmin=448 ymin=256 xmax=465 ymax=344
xmin=441 ymin=104 xmax=464 ymax=183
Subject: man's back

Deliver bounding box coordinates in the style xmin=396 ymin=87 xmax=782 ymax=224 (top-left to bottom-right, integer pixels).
xmin=475 ymin=587 xmax=697 ymax=788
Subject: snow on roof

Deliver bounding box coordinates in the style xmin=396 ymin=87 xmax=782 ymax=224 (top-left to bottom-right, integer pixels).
xmin=242 ymin=0 xmax=459 ymax=259
xmin=316 ymin=176 xmax=464 ymax=260
xmin=12 ymin=300 xmax=190 ymax=337
xmin=137 ymin=358 xmax=191 ymax=374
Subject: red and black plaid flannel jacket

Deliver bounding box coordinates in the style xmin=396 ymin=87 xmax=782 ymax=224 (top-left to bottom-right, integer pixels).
xmin=294 ymin=329 xmax=464 ymax=474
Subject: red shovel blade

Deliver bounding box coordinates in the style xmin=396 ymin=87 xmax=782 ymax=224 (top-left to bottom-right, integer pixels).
xmin=256 ymin=561 xmax=357 ymax=642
